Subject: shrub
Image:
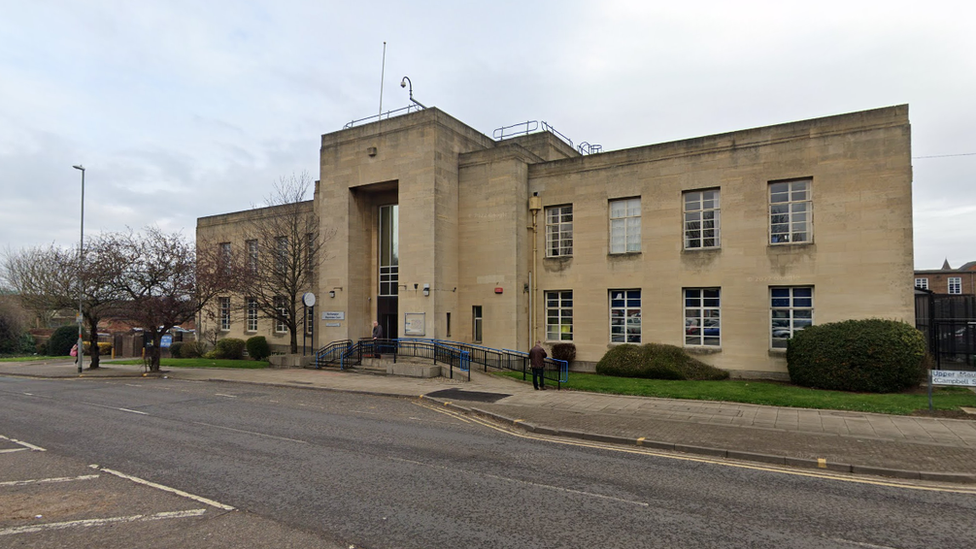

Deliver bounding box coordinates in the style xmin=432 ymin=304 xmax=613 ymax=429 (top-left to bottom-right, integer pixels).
xmin=179 ymin=340 xmax=207 ymax=358
xmin=213 ymin=338 xmax=246 ymax=360
xmin=246 ymin=336 xmax=271 ymax=360
xmin=786 ymin=319 xmax=926 ymax=393
xmin=82 ymin=342 xmax=112 ymax=356
xmin=550 ymin=343 xmax=576 ymax=364
xmin=595 ymin=343 xmax=729 ymax=381
xmin=170 ymin=342 xmax=184 ymax=358
xmin=47 ymin=325 xmax=82 ymax=356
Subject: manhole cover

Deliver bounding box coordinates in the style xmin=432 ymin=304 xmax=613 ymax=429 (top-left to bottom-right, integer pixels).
xmin=426 ymin=388 xmax=511 ymax=403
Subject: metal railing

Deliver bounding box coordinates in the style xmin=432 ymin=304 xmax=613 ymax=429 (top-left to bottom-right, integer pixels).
xmin=313 ymin=338 xmax=568 ymax=387
xmin=491 ymin=120 xmax=577 ymax=152
xmin=343 ymin=104 xmax=425 ymax=130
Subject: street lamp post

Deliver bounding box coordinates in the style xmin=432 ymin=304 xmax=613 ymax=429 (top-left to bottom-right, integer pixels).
xmin=73 ymin=164 xmax=85 ymax=374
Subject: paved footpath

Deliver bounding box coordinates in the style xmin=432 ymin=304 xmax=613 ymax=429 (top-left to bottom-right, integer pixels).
xmin=3 ymin=359 xmax=976 ymax=484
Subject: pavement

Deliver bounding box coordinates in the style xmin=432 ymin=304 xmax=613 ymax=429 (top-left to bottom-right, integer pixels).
xmin=3 ymin=358 xmax=976 ymax=484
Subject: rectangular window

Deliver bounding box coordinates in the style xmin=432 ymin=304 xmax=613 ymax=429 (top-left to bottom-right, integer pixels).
xmin=609 ymin=197 xmax=641 ymax=253
xmin=472 ymin=306 xmax=483 ymax=343
xmin=246 ymin=240 xmax=258 ymax=274
xmin=246 ymin=297 xmax=258 ymax=332
xmin=275 ymin=236 xmax=288 ymax=274
xmin=219 ymin=297 xmax=231 ymax=331
xmin=914 ymin=278 xmax=928 ymax=290
xmin=684 ymin=289 xmax=720 ymax=347
xmin=379 ymin=205 xmax=399 ymax=296
xmin=446 ymin=312 xmax=451 ymax=338
xmin=771 ymin=287 xmax=814 ymax=348
xmin=948 ymin=277 xmax=962 ymax=294
xmin=274 ymin=296 xmax=288 ymax=334
xmin=219 ymin=242 xmax=231 ymax=274
xmin=306 ymin=233 xmax=315 ymax=277
xmin=684 ymin=190 xmax=720 ymax=249
xmin=610 ymin=290 xmax=641 ymax=343
xmin=545 ymin=205 xmax=573 ymax=257
xmin=545 ymin=290 xmax=574 ymax=341
xmin=769 ymin=179 xmax=812 ymax=244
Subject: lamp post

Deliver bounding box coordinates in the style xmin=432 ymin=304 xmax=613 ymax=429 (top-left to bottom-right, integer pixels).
xmin=73 ymin=164 xmax=85 ymax=373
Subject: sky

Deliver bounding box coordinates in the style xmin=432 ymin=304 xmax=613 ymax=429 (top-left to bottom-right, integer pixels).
xmin=1 ymin=0 xmax=973 ymax=270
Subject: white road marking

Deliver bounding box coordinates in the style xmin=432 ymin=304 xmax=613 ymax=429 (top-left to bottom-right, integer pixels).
xmin=832 ymin=538 xmax=902 ymax=549
xmin=97 ymin=467 xmax=235 ymax=511
xmin=0 ymin=435 xmax=46 ymax=452
xmin=0 ymin=509 xmax=207 ymax=536
xmin=0 ymin=474 xmax=99 ymax=487
xmin=23 ymin=392 xmax=34 ymax=396
xmin=0 ymin=448 xmax=27 ymax=454
xmin=214 ymin=393 xmax=237 ymax=398
xmin=190 ymin=420 xmax=308 ymax=444
xmin=118 ymin=408 xmax=148 ymax=415
xmin=389 ymin=456 xmax=649 ymax=507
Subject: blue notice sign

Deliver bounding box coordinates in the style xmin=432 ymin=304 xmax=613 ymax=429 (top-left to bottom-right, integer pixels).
xmin=160 ymin=335 xmax=173 ymax=348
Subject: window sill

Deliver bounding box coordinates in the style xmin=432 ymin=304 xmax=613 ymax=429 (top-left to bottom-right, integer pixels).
xmin=768 ymin=241 xmax=814 ymax=248
xmin=684 ymin=346 xmax=722 ymax=355
xmin=768 ymin=348 xmax=787 ymax=356
xmin=607 ymin=252 xmax=642 ymax=258
xmin=682 ymin=247 xmax=721 ymax=253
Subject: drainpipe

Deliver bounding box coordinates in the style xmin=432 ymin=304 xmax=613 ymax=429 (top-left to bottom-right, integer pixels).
xmin=528 ymin=193 xmax=542 ymax=347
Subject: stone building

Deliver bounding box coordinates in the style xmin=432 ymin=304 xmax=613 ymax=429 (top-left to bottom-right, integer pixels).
xmin=197 ymin=104 xmax=914 ymax=377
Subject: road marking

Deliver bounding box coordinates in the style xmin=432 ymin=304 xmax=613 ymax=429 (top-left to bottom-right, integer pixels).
xmin=190 ymin=421 xmax=308 ymax=444
xmin=0 ymin=448 xmax=27 ymax=454
xmin=0 ymin=509 xmax=207 ymax=536
xmin=818 ymin=458 xmax=827 ymax=469
xmin=95 ymin=467 xmax=235 ymax=510
xmin=413 ymin=401 xmax=976 ymax=496
xmin=0 ymin=474 xmax=99 ymax=487
xmin=118 ymin=408 xmax=149 ymax=415
xmin=832 ymin=538 xmax=901 ymax=549
xmin=23 ymin=392 xmax=34 ymax=396
xmin=83 ymin=402 xmax=150 ymax=416
xmin=411 ymin=401 xmax=470 ymax=423
xmin=389 ymin=456 xmax=649 ymax=507
xmin=214 ymin=393 xmax=237 ymax=398
xmin=0 ymin=435 xmax=46 ymax=452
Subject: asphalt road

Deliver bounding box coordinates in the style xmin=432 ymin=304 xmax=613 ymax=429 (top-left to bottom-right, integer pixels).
xmin=2 ymin=375 xmax=975 ymax=549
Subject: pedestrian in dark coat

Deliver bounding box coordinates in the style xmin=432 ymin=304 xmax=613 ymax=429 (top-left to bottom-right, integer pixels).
xmin=528 ymin=341 xmax=547 ymax=390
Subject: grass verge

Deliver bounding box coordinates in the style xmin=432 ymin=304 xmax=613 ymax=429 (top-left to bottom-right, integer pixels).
xmin=498 ymin=371 xmax=975 ymax=415
xmin=111 ymin=358 xmax=269 ymax=369
xmin=0 ymin=355 xmax=60 ymax=362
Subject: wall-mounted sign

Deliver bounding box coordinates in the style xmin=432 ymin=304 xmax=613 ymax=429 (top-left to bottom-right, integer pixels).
xmin=325 ymin=322 xmax=341 ymax=328
xmin=404 ymin=312 xmax=425 ymax=336
xmin=322 ymin=311 xmax=345 ymax=320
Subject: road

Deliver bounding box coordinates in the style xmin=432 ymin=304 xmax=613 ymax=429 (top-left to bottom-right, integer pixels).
xmin=1 ymin=375 xmax=975 ymax=548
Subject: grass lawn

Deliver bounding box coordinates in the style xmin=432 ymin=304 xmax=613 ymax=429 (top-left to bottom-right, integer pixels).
xmin=0 ymin=356 xmax=58 ymax=362
xmin=111 ymin=358 xmax=269 ymax=369
xmin=498 ymin=371 xmax=975 ymax=415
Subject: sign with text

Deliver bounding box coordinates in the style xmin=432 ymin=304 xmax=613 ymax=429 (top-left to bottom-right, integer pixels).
xmin=931 ymin=370 xmax=976 ymax=387
xmin=160 ymin=335 xmax=173 ymax=348
xmin=321 ymin=311 xmax=345 ymax=320
xmin=404 ymin=312 xmax=425 ymax=336
xmin=325 ymin=322 xmax=341 ymax=327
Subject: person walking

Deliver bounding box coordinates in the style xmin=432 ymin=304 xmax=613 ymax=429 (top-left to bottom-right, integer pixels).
xmin=528 ymin=340 xmax=547 ymax=390
xmin=371 ymin=320 xmax=384 ymax=358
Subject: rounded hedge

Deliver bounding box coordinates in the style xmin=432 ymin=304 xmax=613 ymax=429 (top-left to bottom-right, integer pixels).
xmin=213 ymin=338 xmax=246 ymax=360
xmin=179 ymin=340 xmax=207 ymax=358
xmin=786 ymin=319 xmax=926 ymax=393
xmin=595 ymin=343 xmax=729 ymax=381
xmin=48 ymin=325 xmax=81 ymax=356
xmin=169 ymin=342 xmax=184 ymax=358
xmin=246 ymin=336 xmax=271 ymax=361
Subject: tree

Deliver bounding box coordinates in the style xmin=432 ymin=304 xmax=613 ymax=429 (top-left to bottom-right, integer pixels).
xmin=2 ymin=240 xmax=123 ymax=367
xmin=108 ymin=227 xmax=230 ymax=372
xmin=236 ymin=172 xmax=332 ymax=354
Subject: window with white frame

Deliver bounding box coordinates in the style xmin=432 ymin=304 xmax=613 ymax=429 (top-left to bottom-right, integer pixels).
xmin=948 ymin=277 xmax=962 ymax=294
xmin=246 ymin=239 xmax=258 ymax=273
xmin=684 ymin=190 xmax=720 ymax=249
xmin=275 ymin=236 xmax=288 ymax=274
xmin=610 ymin=290 xmax=641 ymax=343
xmin=915 ymin=278 xmax=929 ymax=290
xmin=545 ymin=290 xmax=573 ymax=341
xmin=684 ymin=289 xmax=720 ymax=346
xmin=472 ymin=306 xmax=483 ymax=343
xmin=219 ymin=297 xmax=231 ymax=331
xmin=770 ymin=287 xmax=813 ymax=348
xmin=545 ymin=205 xmax=573 ymax=257
xmin=609 ymin=198 xmax=641 ymax=253
xmin=246 ymin=297 xmax=258 ymax=332
xmin=769 ymin=179 xmax=812 ymax=244
xmin=219 ymin=242 xmax=231 ymax=275
xmin=274 ymin=296 xmax=288 ymax=333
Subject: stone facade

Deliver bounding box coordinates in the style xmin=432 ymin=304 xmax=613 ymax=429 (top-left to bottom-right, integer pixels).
xmin=197 ymin=105 xmax=914 ymax=375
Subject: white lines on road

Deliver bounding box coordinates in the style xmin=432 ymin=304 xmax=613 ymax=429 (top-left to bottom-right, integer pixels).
xmin=93 ymin=466 xmax=235 ymax=511
xmin=388 ymin=457 xmax=649 ymax=508
xmin=214 ymin=393 xmax=237 ymax=398
xmin=83 ymin=401 xmax=150 ymax=416
xmin=0 ymin=448 xmax=26 ymax=454
xmin=189 ymin=421 xmax=308 ymax=445
xmin=0 ymin=434 xmax=46 ymax=451
xmin=118 ymin=407 xmax=149 ymax=415
xmin=832 ymin=538 xmax=902 ymax=549
xmin=22 ymin=392 xmax=33 ymax=396
xmin=0 ymin=509 xmax=207 ymax=537
xmin=0 ymin=474 xmax=99 ymax=487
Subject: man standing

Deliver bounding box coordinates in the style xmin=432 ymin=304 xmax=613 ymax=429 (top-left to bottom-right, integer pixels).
xmin=528 ymin=340 xmax=547 ymax=390
xmin=371 ymin=321 xmax=384 ymax=358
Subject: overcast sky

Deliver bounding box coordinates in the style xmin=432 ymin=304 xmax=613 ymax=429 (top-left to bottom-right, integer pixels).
xmin=1 ymin=0 xmax=973 ymax=269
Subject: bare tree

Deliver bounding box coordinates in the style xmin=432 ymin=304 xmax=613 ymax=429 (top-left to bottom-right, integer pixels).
xmin=110 ymin=227 xmax=230 ymax=372
xmin=237 ymin=172 xmax=332 ymax=353
xmin=2 ymin=240 xmax=123 ymax=368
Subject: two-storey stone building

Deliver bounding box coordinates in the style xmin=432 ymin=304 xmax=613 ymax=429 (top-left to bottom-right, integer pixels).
xmin=197 ymin=104 xmax=914 ymax=377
